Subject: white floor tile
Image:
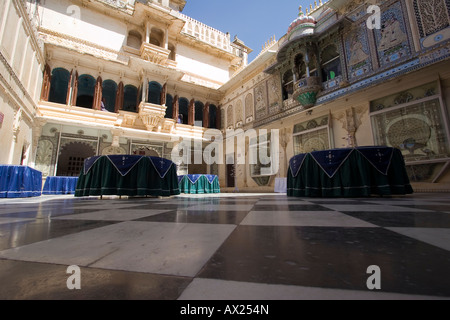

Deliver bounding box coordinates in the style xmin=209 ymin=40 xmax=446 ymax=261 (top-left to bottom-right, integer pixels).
xmin=240 ymin=211 xmax=376 ymax=227
xmin=0 ymin=221 xmax=236 ymax=277
xmin=386 ymin=227 xmax=450 ymax=251
xmin=178 ymin=278 xmax=447 ymax=300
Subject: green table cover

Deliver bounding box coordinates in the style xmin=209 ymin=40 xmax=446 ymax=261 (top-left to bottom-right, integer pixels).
xmin=178 ymin=174 xmax=220 ymax=194
xmin=75 ymin=155 xmax=180 ymax=197
xmin=287 ymin=147 xmax=413 ymax=197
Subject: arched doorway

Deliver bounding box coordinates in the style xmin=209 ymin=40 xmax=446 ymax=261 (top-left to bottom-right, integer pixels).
xmin=123 ymin=85 xmax=138 ymax=112
xmin=132 ymin=146 xmax=160 ymax=157
xmin=226 ymin=155 xmax=235 ymax=188
xmin=148 ymin=81 xmax=162 ymax=105
xmin=178 ymin=97 xmax=189 ymax=125
xmin=165 ymin=94 xmax=173 ymax=119
xmin=49 ymin=68 xmax=70 ymax=104
xmin=76 ymin=75 xmax=96 ymax=108
xmin=102 ymin=80 xmax=117 ymax=112
xmin=56 ymin=141 xmax=96 ymax=176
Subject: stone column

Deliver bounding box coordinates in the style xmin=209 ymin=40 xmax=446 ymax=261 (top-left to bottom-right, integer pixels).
xmin=40 ymin=64 xmax=51 ymax=101
xmin=115 ymin=81 xmax=124 ymax=113
xmin=93 ymin=76 xmax=103 ymax=110
xmin=173 ymin=95 xmax=179 ymax=121
xmin=203 ymin=102 xmax=210 ymax=128
xmin=188 ymin=98 xmax=195 ymax=126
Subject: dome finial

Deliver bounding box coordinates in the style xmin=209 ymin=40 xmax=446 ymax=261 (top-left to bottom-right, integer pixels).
xmin=298 ymin=5 xmax=303 ymax=16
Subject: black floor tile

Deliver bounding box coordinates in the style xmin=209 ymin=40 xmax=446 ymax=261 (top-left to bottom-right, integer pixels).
xmin=135 ymin=210 xmax=249 ymax=225
xmin=0 ymin=208 xmax=105 ymax=219
xmin=0 ymin=259 xmax=191 ymax=300
xmin=252 ymin=205 xmax=333 ymax=211
xmin=197 ymin=225 xmax=450 ymax=297
xmin=342 ymin=211 xmax=450 ymax=228
xmin=0 ymin=219 xmax=118 ymax=250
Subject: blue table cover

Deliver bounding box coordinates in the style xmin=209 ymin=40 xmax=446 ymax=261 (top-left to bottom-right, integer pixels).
xmin=0 ymin=165 xmax=42 ymax=198
xmin=42 ymin=176 xmax=78 ymax=195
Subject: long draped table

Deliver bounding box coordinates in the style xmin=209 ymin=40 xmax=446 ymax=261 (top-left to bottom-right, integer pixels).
xmin=42 ymin=176 xmax=78 ymax=195
xmin=0 ymin=165 xmax=42 ymax=198
xmin=75 ymin=155 xmax=180 ymax=197
xmin=287 ymin=146 xmax=413 ymax=197
xmin=178 ymin=174 xmax=220 ymax=194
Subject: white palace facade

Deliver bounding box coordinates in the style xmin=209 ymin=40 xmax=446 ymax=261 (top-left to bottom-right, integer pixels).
xmin=1 ymin=0 xmax=450 ymax=192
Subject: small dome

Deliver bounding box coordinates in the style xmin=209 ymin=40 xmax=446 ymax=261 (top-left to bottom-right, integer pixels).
xmin=287 ymin=6 xmax=316 ymax=35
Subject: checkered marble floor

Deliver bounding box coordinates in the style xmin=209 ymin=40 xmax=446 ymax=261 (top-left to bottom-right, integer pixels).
xmin=0 ymin=193 xmax=449 ymax=300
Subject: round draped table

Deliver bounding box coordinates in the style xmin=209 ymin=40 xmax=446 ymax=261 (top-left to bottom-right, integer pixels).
xmin=75 ymin=155 xmax=180 ymax=197
xmin=287 ymin=146 xmax=413 ymax=197
xmin=0 ymin=165 xmax=42 ymax=198
xmin=178 ymin=174 xmax=220 ymax=194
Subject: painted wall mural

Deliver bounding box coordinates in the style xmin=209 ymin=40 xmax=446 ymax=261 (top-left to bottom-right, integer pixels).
xmin=254 ymin=82 xmax=268 ymax=120
xmin=345 ymin=24 xmax=372 ymax=80
xmin=374 ymin=1 xmax=410 ymax=67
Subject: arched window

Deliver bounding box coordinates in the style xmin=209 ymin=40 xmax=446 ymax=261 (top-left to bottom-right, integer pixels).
xmin=123 ymin=85 xmax=138 ymax=112
xmin=76 ymin=74 xmax=96 ymax=108
xmin=148 ymin=81 xmax=162 ymax=105
xmin=209 ymin=104 xmax=218 ymax=129
xmin=195 ymin=101 xmax=204 ymax=127
xmin=321 ymin=45 xmax=341 ymax=82
xmin=49 ymin=68 xmax=70 ymax=104
xmin=165 ymin=94 xmax=173 ymax=119
xmin=294 ymin=54 xmax=306 ymax=80
xmin=127 ymin=30 xmax=142 ymax=49
xmin=282 ymin=70 xmax=294 ymax=100
xmin=179 ymin=97 xmax=189 ymax=125
xmin=102 ymin=80 xmax=117 ymax=112
xmin=150 ymin=28 xmax=164 ymax=47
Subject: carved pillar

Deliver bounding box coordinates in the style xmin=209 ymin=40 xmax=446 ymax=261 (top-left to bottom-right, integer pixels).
xmin=216 ymin=106 xmax=222 ymax=130
xmin=115 ymin=81 xmax=124 ymax=113
xmin=70 ymin=71 xmax=78 ymax=106
xmin=173 ymin=95 xmax=179 ymax=121
xmin=40 ymin=64 xmax=51 ymax=101
xmin=93 ymin=76 xmax=103 ymax=110
xmin=161 ymin=83 xmax=167 ymax=106
xmin=203 ymin=102 xmax=210 ymax=129
xmin=137 ymin=84 xmax=142 ymax=108
xmin=188 ymin=98 xmax=195 ymax=126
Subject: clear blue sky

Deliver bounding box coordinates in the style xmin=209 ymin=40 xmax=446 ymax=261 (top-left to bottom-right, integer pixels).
xmin=182 ymin=0 xmax=311 ymax=62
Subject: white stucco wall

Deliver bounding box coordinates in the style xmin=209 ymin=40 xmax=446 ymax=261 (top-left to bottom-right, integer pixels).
xmin=176 ymin=44 xmax=231 ymax=85
xmin=39 ymin=0 xmax=127 ymax=52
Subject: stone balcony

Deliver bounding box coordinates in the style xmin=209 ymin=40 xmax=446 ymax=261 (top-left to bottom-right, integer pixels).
xmin=140 ymin=42 xmax=171 ymax=66
xmin=293 ymin=76 xmax=322 ymax=109
xmin=138 ymin=102 xmax=167 ymax=132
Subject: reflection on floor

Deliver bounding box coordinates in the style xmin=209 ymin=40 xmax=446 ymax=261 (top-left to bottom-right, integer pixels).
xmin=0 ymin=193 xmax=449 ymax=300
